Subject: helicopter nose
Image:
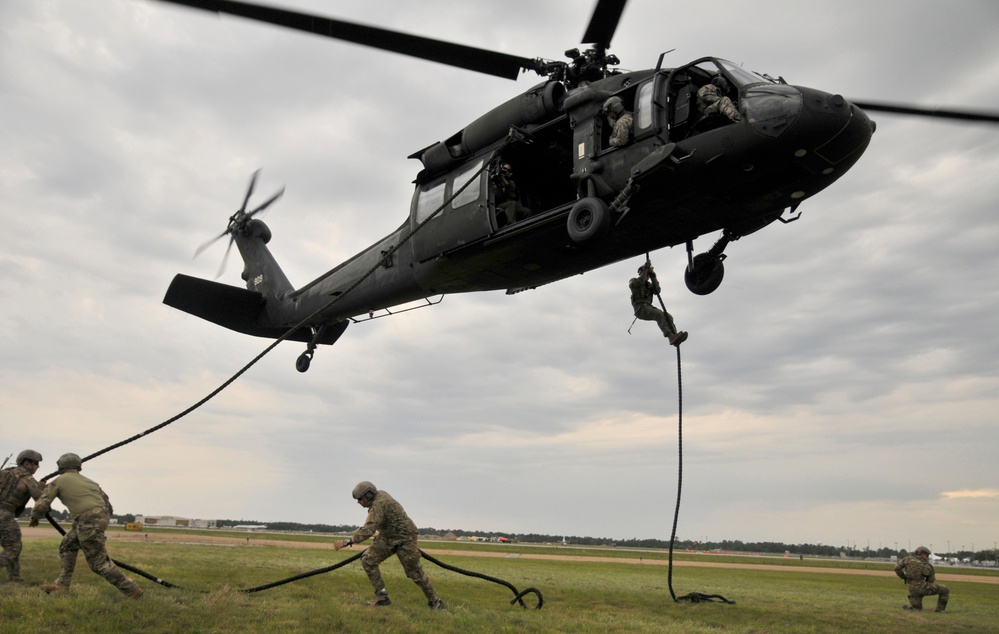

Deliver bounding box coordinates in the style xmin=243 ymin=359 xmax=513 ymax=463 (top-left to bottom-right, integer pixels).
xmin=793 ymin=87 xmax=875 ymax=169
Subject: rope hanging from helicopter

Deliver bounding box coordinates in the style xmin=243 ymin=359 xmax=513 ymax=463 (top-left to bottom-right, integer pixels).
xmin=35 ymin=132 xmax=543 ymax=608
xmin=645 ymin=250 xmax=733 ymax=606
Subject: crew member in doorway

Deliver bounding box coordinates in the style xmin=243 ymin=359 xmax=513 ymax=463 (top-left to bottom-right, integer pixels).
xmin=630 ymin=262 xmax=688 ymax=346
xmin=491 ymin=161 xmax=531 ymax=226
xmin=603 ymin=96 xmax=634 ymax=147
xmin=334 ymin=481 xmax=445 ymax=610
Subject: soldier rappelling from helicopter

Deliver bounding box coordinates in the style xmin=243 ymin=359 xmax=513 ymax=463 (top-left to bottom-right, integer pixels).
xmin=629 ymin=261 xmax=687 ymax=346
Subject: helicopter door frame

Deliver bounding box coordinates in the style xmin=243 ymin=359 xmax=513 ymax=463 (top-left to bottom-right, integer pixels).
xmin=409 ymin=158 xmax=492 ymax=262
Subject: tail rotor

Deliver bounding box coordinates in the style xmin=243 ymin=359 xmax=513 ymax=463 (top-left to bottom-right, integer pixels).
xmin=195 ymin=170 xmax=285 ymax=278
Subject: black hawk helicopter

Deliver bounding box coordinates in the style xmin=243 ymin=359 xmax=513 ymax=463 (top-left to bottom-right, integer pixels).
xmin=160 ymin=0 xmax=999 ymax=372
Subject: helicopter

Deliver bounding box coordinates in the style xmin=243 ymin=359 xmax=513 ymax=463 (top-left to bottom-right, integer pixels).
xmin=159 ymin=0 xmax=999 ymax=373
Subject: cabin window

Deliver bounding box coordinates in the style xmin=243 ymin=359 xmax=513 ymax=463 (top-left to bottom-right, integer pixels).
xmin=450 ymin=159 xmax=484 ymax=209
xmin=635 ymin=82 xmax=654 ymax=131
xmin=415 ymin=180 xmax=446 ymax=223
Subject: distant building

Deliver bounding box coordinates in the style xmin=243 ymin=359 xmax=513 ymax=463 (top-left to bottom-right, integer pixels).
xmin=136 ymin=515 xmax=217 ymax=529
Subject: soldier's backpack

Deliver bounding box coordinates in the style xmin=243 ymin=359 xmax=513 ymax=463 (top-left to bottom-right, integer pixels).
xmin=0 ymin=467 xmax=20 ymax=507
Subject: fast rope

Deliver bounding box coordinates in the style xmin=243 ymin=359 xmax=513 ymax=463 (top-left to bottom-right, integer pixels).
xmin=34 ymin=133 xmax=540 ymax=606
xmin=663 ymin=344 xmax=732 ymax=605
xmin=31 ymin=529 xmax=541 ymax=608
xmin=646 ymin=251 xmax=734 ymax=605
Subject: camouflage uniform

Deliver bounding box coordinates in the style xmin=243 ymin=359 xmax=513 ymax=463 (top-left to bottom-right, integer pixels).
xmin=697 ymin=83 xmax=741 ymax=122
xmin=492 ymin=168 xmax=531 ymax=226
xmin=30 ymin=470 xmax=139 ymax=595
xmin=0 ymin=465 xmax=44 ymax=581
xmin=894 ymin=554 xmax=949 ymax=611
xmin=608 ymin=111 xmax=634 ymax=147
xmin=350 ymin=490 xmax=440 ymax=605
xmin=630 ymin=273 xmax=679 ymax=338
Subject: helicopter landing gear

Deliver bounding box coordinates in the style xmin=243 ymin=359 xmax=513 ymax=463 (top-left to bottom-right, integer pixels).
xmin=567 ymin=197 xmax=611 ymax=244
xmin=296 ymin=324 xmax=329 ymax=373
xmin=684 ymin=233 xmax=733 ymax=295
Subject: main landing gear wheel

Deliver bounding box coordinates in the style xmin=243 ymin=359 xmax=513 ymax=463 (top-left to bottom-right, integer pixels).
xmin=567 ymin=197 xmax=611 ymax=244
xmin=684 ymin=253 xmax=725 ymax=295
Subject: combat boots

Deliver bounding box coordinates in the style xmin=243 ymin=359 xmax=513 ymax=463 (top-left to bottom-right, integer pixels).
xmin=935 ymin=596 xmax=948 ymax=612
xmin=41 ymin=584 xmax=69 ymax=594
xmin=366 ymin=589 xmax=391 ymax=607
xmin=126 ymin=587 xmax=144 ymax=599
xmin=668 ymin=331 xmax=688 ymax=346
xmin=428 ymin=598 xmax=446 ymax=610
xmin=903 ymin=595 xmax=923 ymax=610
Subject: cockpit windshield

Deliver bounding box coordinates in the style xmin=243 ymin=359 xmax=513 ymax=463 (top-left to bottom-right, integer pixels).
xmin=716 ymin=59 xmax=772 ymax=88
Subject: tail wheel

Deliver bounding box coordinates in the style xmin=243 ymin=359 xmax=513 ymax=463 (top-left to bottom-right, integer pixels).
xmin=567 ymin=197 xmax=611 ymax=244
xmin=684 ymin=253 xmax=725 ymax=295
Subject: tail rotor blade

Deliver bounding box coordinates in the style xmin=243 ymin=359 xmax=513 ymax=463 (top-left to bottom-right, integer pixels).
xmin=194 ymin=229 xmax=229 ymax=258
xmin=248 ymin=186 xmax=285 ymax=219
xmin=215 ymin=236 xmax=236 ymax=279
xmin=240 ymin=169 xmax=260 ymax=214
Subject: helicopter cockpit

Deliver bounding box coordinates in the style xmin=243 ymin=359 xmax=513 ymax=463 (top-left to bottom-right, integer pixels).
xmin=667 ymin=57 xmax=802 ymax=140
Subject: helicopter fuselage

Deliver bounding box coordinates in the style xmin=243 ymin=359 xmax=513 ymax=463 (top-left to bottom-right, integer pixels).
xmin=165 ymin=57 xmax=874 ymax=353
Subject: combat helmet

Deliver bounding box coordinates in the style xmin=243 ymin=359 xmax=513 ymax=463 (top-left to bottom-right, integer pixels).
xmin=352 ymin=481 xmax=377 ymax=500
xmin=56 ymin=453 xmax=83 ymax=471
xmin=16 ymin=450 xmax=42 ymax=465
xmin=915 ymin=546 xmax=931 ymax=556
xmin=602 ymin=96 xmax=624 ymax=116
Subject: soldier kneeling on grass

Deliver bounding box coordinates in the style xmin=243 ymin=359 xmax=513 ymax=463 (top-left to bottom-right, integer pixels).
xmin=334 ymin=481 xmax=445 ymax=609
xmin=894 ymin=546 xmax=949 ymax=612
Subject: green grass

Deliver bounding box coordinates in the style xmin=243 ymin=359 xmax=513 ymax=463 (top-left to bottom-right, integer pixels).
xmin=3 ymin=536 xmax=997 ymax=633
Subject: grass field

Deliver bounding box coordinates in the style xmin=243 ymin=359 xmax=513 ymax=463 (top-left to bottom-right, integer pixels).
xmin=3 ymin=528 xmax=998 ymax=633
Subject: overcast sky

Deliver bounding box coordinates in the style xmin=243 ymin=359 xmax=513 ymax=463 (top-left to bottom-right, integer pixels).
xmin=3 ymin=1 xmax=998 ymax=556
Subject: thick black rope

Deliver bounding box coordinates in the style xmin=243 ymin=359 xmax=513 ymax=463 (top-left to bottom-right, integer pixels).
xmin=647 ymin=251 xmax=733 ymax=605
xmin=419 ymin=549 xmax=543 ymax=609
xmin=33 ymin=530 xmax=539 ymax=606
xmin=664 ymin=345 xmax=733 ymax=605
xmin=241 ymin=551 xmax=364 ymax=594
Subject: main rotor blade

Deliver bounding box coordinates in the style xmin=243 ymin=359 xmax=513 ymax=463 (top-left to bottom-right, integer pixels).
xmin=581 ymin=0 xmax=628 ymax=48
xmin=154 ymin=0 xmax=542 ymax=79
xmin=853 ymin=100 xmax=999 ymax=124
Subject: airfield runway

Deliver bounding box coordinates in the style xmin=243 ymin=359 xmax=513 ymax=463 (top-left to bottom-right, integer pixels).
xmin=20 ymin=526 xmax=997 ymax=585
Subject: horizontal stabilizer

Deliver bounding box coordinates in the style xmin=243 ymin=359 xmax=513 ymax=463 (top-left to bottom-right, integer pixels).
xmin=163 ymin=274 xmax=348 ymax=344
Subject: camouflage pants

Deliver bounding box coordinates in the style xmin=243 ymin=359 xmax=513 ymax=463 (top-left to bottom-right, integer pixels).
xmin=54 ymin=508 xmax=137 ymax=595
xmin=907 ymin=581 xmax=950 ymax=608
xmin=360 ymin=536 xmax=439 ymax=602
xmin=634 ymin=302 xmax=677 ymax=337
xmin=0 ymin=509 xmax=24 ymax=580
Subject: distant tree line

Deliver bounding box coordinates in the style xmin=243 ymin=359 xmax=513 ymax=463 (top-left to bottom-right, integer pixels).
xmin=23 ymin=509 xmax=997 ymax=562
